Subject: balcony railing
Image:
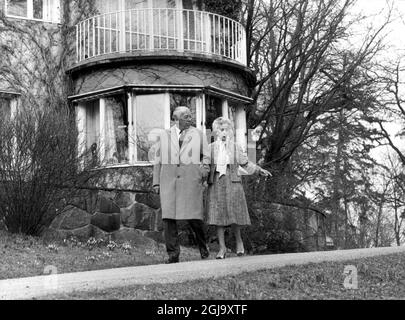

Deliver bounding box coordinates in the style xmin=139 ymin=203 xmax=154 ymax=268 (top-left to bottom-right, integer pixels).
xmin=76 ymin=9 xmax=247 ymax=66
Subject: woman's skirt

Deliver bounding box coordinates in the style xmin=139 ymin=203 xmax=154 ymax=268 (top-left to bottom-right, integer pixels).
xmin=206 ymin=170 xmax=251 ymax=226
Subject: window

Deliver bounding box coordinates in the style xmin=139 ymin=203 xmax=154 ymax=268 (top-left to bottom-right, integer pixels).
xmin=82 ymin=100 xmax=100 ymax=167
xmin=0 ymin=94 xmax=19 ymax=170
xmin=170 ymin=92 xmax=199 ymax=127
xmin=0 ymin=97 xmax=12 ymax=121
xmin=5 ymin=0 xmax=61 ymax=23
xmin=85 ymin=100 xmax=100 ymax=151
xmin=104 ymin=96 xmax=129 ymax=165
xmin=76 ymin=89 xmax=245 ymax=167
xmin=7 ymin=0 xmax=27 ymax=17
xmin=205 ymin=95 xmax=222 ymax=136
xmin=0 ymin=93 xmax=18 ymax=121
xmin=134 ymin=93 xmax=168 ymax=161
xmin=95 ymin=0 xmax=177 ymax=13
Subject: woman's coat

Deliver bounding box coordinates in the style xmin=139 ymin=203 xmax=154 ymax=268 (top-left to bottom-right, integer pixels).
xmin=207 ymin=140 xmax=258 ymax=185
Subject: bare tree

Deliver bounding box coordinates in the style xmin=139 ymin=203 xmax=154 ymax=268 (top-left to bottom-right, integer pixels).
xmin=243 ymin=0 xmax=388 ymax=168
xmin=374 ymin=60 xmax=405 ymax=164
xmin=383 ymin=153 xmax=405 ymax=246
xmin=0 ymin=1 xmax=102 ymax=235
xmin=0 ymin=105 xmax=99 ymax=235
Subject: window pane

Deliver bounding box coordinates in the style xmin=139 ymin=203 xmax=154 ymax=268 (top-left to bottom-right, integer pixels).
xmin=153 ymin=0 xmax=176 ymax=8
xmin=104 ymin=96 xmax=129 ymax=165
xmin=7 ymin=0 xmax=28 ymax=17
xmin=125 ymin=0 xmax=145 ymax=9
xmin=153 ymin=7 xmax=176 ymax=49
xmin=205 ymin=96 xmax=222 ymax=139
xmin=152 ymin=0 xmax=176 ymax=49
xmin=182 ymin=0 xmax=203 ymax=10
xmin=33 ymin=0 xmax=43 ymax=19
xmin=85 ymin=100 xmax=100 ymax=166
xmin=170 ymin=93 xmax=197 ymax=127
xmin=0 ymin=98 xmax=11 ymax=121
xmin=52 ymin=0 xmax=61 ymax=22
xmin=228 ymin=101 xmax=237 ymax=123
xmin=95 ymin=0 xmax=119 ymax=14
xmin=135 ymin=94 xmax=167 ymax=161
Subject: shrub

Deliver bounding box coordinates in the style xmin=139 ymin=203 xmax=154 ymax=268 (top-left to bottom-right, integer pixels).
xmin=0 ymin=106 xmax=99 ymax=236
xmin=242 ymin=177 xmax=311 ymax=254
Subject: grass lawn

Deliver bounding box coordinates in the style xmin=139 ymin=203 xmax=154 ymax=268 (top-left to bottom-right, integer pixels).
xmin=0 ymin=230 xmax=201 ymax=280
xmin=43 ymin=252 xmax=405 ymax=300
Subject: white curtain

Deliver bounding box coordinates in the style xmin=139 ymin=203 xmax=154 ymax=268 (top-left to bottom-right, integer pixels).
xmin=85 ymin=100 xmax=100 ymax=150
xmin=104 ymin=103 xmax=118 ymax=164
xmin=45 ymin=0 xmax=60 ymax=23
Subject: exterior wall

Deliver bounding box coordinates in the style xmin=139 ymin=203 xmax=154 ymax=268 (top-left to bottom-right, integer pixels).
xmin=0 ymin=0 xmax=65 ymax=107
xmin=70 ymin=59 xmax=251 ymax=97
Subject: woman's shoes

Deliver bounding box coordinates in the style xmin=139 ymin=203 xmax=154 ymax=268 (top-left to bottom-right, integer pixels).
xmin=216 ymin=249 xmax=227 ymax=259
xmin=216 ymin=247 xmax=245 ymax=259
xmin=237 ymin=250 xmax=245 ymax=257
xmin=236 ymin=244 xmax=245 ymax=257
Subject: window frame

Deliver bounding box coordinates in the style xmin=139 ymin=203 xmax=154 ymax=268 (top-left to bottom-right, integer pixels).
xmin=0 ymin=91 xmax=19 ymax=120
xmin=75 ymin=87 xmax=248 ymax=168
xmin=0 ymin=92 xmax=20 ymax=169
xmin=5 ymin=0 xmax=61 ymax=24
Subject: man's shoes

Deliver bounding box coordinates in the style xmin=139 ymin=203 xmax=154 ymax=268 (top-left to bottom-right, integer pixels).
xmin=165 ymin=257 xmax=179 ymax=264
xmin=200 ymin=246 xmax=210 ymax=259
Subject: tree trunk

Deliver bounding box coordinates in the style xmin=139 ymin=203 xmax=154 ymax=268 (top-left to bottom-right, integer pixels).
xmin=374 ymin=202 xmax=383 ymax=247
xmin=331 ymin=110 xmax=344 ymax=248
xmin=394 ymin=199 xmax=401 ymax=246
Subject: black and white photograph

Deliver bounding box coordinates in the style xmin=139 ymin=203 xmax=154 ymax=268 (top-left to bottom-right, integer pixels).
xmin=0 ymin=0 xmax=404 ymax=307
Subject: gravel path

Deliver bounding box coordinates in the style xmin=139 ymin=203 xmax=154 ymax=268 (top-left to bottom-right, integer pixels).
xmin=1 ymin=246 xmax=404 ymax=300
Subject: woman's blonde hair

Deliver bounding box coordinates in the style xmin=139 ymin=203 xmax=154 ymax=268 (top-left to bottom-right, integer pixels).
xmin=212 ymin=117 xmax=234 ymax=137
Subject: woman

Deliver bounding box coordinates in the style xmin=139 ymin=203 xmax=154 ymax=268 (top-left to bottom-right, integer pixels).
xmin=207 ymin=117 xmax=271 ymax=259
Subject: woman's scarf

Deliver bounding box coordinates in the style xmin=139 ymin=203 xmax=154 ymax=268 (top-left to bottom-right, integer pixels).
xmin=216 ymin=140 xmax=230 ymax=177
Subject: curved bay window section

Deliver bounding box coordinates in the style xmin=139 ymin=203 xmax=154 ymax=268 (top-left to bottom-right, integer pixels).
xmin=75 ymin=86 xmax=251 ymax=168
xmin=76 ymin=0 xmax=247 ymax=66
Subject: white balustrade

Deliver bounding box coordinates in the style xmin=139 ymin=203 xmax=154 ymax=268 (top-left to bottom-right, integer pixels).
xmin=75 ymin=9 xmax=247 ymax=66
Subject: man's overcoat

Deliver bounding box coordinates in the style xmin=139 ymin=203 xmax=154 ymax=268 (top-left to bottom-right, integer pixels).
xmin=153 ymin=126 xmax=210 ymax=220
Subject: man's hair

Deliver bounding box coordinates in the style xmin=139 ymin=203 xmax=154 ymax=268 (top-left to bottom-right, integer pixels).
xmin=172 ymin=106 xmax=191 ymax=120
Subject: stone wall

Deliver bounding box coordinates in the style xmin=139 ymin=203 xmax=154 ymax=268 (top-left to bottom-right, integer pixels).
xmin=43 ymin=165 xmax=328 ymax=252
xmin=43 ymin=166 xmax=164 ymax=244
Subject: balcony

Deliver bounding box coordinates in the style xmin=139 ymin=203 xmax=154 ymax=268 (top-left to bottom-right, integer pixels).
xmin=75 ymin=8 xmax=247 ymax=67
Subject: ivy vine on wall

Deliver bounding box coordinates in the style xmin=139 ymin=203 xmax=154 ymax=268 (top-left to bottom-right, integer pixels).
xmin=204 ymin=0 xmax=242 ymax=21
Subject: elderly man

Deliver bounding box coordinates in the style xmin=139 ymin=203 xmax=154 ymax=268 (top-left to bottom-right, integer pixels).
xmin=153 ymin=107 xmax=210 ymax=263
